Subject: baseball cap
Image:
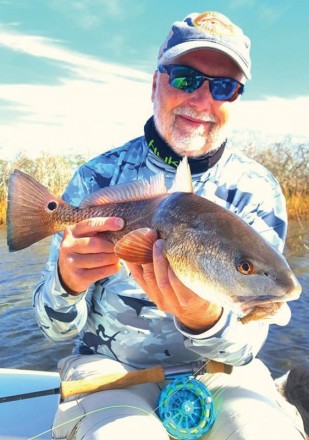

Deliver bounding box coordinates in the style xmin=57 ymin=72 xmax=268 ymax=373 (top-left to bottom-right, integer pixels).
xmin=157 ymin=11 xmax=251 ymax=79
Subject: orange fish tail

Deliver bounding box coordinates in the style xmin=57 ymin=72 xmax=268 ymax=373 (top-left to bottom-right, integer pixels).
xmin=7 ymin=170 xmax=66 ymax=251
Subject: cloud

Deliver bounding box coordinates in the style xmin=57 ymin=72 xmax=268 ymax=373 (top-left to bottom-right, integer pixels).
xmin=0 ymin=75 xmax=153 ymax=159
xmin=0 ymin=27 xmax=153 ymax=159
xmin=50 ymin=0 xmax=123 ymax=18
xmin=232 ymin=96 xmax=309 ymax=139
xmin=229 ymin=0 xmax=291 ymax=23
xmin=0 ymin=26 xmax=150 ymax=82
xmin=258 ymin=3 xmax=291 ymax=22
xmin=0 ymin=27 xmax=308 ymax=162
xmin=1 ymin=80 xmax=307 ymax=162
xmin=49 ymin=0 xmax=145 ymax=29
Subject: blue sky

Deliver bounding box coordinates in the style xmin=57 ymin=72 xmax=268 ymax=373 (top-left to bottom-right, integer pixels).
xmin=0 ymin=0 xmax=308 ymax=160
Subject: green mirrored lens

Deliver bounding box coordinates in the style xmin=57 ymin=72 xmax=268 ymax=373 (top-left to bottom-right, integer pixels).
xmin=171 ymin=76 xmax=201 ymax=93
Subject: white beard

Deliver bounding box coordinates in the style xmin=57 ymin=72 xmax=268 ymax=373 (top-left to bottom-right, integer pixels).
xmin=153 ymin=103 xmax=229 ymax=157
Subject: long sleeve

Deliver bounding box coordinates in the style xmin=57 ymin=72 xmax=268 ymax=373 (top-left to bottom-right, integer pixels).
xmin=174 ymin=310 xmax=268 ymax=366
xmin=32 ymin=233 xmax=90 ymax=341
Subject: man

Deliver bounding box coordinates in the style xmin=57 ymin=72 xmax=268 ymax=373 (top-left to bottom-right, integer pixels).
xmin=33 ymin=11 xmax=305 ymax=440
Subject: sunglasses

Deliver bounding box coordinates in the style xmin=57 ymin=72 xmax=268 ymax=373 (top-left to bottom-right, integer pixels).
xmin=158 ymin=64 xmax=244 ymax=102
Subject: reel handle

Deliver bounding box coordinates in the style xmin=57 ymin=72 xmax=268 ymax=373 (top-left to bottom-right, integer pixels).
xmin=61 ymin=365 xmax=164 ymax=398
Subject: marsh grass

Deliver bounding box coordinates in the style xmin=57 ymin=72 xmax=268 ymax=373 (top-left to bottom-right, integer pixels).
xmin=286 ymin=194 xmax=309 ymax=219
xmin=243 ymin=140 xmax=309 ymax=219
xmin=0 ymin=203 xmax=6 ymax=225
xmin=0 ymin=153 xmax=85 ymax=225
xmin=0 ymin=140 xmax=308 ymax=225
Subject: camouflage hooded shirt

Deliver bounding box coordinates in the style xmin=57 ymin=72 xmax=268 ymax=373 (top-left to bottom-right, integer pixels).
xmin=33 ymin=133 xmax=287 ymax=368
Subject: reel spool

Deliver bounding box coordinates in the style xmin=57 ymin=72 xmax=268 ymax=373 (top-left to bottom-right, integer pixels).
xmin=157 ymin=375 xmax=215 ymax=439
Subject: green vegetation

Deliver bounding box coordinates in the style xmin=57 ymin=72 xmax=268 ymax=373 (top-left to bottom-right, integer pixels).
xmin=0 ymin=140 xmax=308 ymax=225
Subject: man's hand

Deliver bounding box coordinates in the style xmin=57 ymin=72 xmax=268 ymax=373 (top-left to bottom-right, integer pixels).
xmin=58 ymin=217 xmax=124 ymax=295
xmin=127 ymin=239 xmax=223 ymax=333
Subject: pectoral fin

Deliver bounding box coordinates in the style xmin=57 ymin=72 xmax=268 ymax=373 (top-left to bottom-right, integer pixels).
xmin=115 ymin=228 xmax=158 ymax=263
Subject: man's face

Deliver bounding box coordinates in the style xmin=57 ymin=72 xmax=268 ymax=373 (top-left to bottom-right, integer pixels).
xmin=152 ymin=49 xmax=245 ymax=157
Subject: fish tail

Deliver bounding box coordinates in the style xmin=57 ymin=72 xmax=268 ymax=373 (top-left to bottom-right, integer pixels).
xmin=7 ymin=170 xmax=65 ymax=251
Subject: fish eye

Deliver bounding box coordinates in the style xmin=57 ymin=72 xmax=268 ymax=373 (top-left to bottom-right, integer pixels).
xmin=237 ymin=260 xmax=255 ymax=275
xmin=47 ymin=201 xmax=58 ymax=211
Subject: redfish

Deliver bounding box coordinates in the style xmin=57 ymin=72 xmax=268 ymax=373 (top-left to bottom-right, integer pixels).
xmin=6 ymin=158 xmax=301 ymax=323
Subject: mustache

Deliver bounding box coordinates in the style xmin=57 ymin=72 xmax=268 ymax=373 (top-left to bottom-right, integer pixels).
xmin=174 ymin=107 xmax=217 ymax=123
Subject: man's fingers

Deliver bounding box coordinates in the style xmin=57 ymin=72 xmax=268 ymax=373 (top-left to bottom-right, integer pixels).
xmin=58 ymin=217 xmax=124 ymax=293
xmin=78 ymin=263 xmax=123 ymax=284
xmin=152 ymin=240 xmax=172 ymax=291
xmin=167 ymin=267 xmax=193 ymax=307
xmin=62 ymin=234 xmax=116 ymax=254
xmin=66 ymin=252 xmax=120 ymax=270
xmin=153 ymin=239 xmax=198 ymax=308
xmin=127 ymin=263 xmax=148 ymax=292
xmin=72 ymin=217 xmax=124 ymax=237
xmin=61 ymin=262 xmax=122 ymax=294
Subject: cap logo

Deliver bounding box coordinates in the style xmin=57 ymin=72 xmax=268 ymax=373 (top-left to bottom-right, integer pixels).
xmin=193 ymin=12 xmax=234 ymax=37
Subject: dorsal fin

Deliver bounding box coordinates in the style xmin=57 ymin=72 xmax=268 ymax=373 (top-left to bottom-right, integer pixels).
xmin=80 ymin=172 xmax=167 ymax=208
xmin=169 ymin=157 xmax=194 ymax=194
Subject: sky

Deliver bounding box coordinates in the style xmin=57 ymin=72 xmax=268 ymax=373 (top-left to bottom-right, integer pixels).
xmin=0 ymin=0 xmax=308 ymax=160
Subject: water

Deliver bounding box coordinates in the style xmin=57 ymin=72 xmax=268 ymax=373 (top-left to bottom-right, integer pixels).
xmin=0 ymin=230 xmax=72 ymax=371
xmin=0 ymin=221 xmax=308 ymax=378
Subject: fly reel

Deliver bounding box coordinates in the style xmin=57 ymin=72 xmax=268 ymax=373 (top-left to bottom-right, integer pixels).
xmin=157 ymin=375 xmax=215 ymax=439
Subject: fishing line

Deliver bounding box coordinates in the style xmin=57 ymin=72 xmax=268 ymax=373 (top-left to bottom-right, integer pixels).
xmin=29 ymin=347 xmax=228 ymax=439
xmin=26 ymin=368 xmax=204 ymax=439
xmin=26 ymin=337 xmax=229 ymax=440
xmin=26 ymin=359 xmax=215 ymax=440
xmin=27 ymin=404 xmax=154 ymax=440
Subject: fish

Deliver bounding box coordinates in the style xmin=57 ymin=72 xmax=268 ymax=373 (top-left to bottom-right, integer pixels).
xmin=6 ymin=158 xmax=302 ymax=323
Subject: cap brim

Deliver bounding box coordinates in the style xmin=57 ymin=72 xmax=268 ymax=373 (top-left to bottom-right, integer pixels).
xmin=158 ymin=41 xmax=251 ymax=80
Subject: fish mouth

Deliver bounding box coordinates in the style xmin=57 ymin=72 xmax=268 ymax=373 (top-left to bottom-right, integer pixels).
xmin=240 ymin=300 xmax=292 ymax=325
xmin=239 ymin=280 xmax=302 ymax=323
xmin=236 ymin=270 xmax=302 ymax=309
xmin=235 ymin=294 xmax=285 ymax=308
xmin=238 ymin=275 xmax=302 ymax=313
xmin=240 ymin=297 xmax=284 ymax=315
